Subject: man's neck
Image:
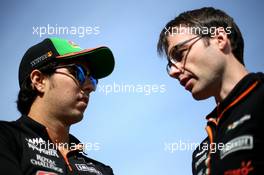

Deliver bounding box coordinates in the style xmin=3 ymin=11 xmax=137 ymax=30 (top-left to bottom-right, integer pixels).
xmin=215 ymin=57 xmax=249 ymax=103
xmin=28 ymin=103 xmax=70 ymax=145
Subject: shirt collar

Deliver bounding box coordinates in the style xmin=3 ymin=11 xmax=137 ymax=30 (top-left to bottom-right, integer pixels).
xmin=16 ymin=115 xmax=81 ymax=145
xmin=206 ymin=72 xmax=262 ymax=120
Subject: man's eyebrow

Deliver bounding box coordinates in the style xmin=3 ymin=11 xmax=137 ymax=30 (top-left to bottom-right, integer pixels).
xmin=168 ymin=39 xmax=188 ymax=54
xmin=169 ymin=35 xmax=202 ymax=54
xmin=168 ymin=41 xmax=187 ymax=57
xmin=173 ymin=37 xmax=196 ymax=49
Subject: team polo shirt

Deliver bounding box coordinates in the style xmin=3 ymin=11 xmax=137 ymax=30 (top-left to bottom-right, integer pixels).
xmin=192 ymin=72 xmax=264 ymax=175
xmin=0 ymin=115 xmax=114 ymax=175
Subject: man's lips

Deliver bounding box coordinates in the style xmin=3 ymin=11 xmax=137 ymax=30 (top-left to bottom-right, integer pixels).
xmin=180 ymin=76 xmax=190 ymax=87
xmin=179 ymin=76 xmax=193 ymax=90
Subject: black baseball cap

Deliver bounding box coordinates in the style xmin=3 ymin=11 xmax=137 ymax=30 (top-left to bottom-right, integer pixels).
xmin=19 ymin=37 xmax=115 ymax=87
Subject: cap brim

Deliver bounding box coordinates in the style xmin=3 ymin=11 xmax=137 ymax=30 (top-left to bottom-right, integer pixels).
xmin=56 ymin=46 xmax=115 ymax=79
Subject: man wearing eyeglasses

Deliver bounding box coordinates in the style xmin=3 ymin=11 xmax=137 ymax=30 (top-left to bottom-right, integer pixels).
xmin=0 ymin=38 xmax=115 ymax=175
xmin=157 ymin=7 xmax=264 ymax=175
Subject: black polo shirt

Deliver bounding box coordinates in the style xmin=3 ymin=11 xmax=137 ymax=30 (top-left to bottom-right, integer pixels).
xmin=0 ymin=115 xmax=114 ymax=175
xmin=192 ymin=72 xmax=264 ymax=175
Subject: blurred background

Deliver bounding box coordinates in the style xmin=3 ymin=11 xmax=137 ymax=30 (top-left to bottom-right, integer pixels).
xmin=0 ymin=0 xmax=263 ymax=174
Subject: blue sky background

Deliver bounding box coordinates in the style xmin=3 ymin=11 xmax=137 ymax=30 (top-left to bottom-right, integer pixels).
xmin=0 ymin=0 xmax=263 ymax=174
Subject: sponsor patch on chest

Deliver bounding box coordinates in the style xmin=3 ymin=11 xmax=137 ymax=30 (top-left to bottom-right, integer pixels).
xmin=220 ymin=135 xmax=253 ymax=159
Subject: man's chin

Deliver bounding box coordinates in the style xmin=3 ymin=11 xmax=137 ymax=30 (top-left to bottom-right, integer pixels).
xmin=191 ymin=89 xmax=211 ymax=101
xmin=65 ymin=113 xmax=84 ymax=125
xmin=74 ymin=114 xmax=84 ymax=123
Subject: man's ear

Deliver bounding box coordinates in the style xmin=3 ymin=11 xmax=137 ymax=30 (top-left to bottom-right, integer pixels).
xmin=214 ymin=27 xmax=230 ymax=51
xmin=30 ymin=69 xmax=47 ymax=93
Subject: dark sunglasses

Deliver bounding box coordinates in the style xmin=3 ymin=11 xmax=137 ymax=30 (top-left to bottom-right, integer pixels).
xmin=53 ymin=64 xmax=98 ymax=91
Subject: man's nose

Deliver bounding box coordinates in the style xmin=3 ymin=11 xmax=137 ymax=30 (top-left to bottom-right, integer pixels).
xmin=168 ymin=62 xmax=184 ymax=78
xmin=81 ymin=78 xmax=95 ymax=94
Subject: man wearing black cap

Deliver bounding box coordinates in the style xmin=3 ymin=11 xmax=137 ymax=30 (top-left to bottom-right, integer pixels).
xmin=0 ymin=38 xmax=115 ymax=175
xmin=157 ymin=7 xmax=264 ymax=175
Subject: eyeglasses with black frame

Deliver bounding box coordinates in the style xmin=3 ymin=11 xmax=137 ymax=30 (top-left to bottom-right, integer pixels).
xmin=166 ymin=35 xmax=203 ymax=74
xmin=53 ymin=64 xmax=98 ymax=91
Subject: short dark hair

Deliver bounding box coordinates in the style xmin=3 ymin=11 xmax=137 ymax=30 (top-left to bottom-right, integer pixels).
xmin=17 ymin=63 xmax=57 ymax=115
xmin=157 ymin=7 xmax=245 ymax=65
